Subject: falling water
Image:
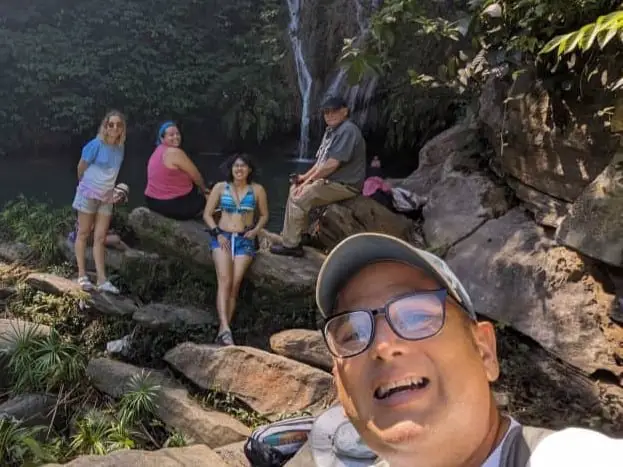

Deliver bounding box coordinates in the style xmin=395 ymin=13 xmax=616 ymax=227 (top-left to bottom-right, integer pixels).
xmin=286 ymin=0 xmax=313 ymax=160
xmin=324 ymin=0 xmax=380 ymax=127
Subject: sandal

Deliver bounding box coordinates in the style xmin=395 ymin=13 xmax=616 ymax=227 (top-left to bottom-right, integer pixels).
xmin=97 ymin=280 xmax=120 ymax=295
xmin=77 ymin=276 xmax=95 ymax=292
xmin=215 ymin=329 xmax=235 ymax=346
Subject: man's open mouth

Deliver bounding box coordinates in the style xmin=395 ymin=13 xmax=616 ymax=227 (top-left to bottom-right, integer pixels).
xmin=374 ymin=377 xmax=430 ymax=400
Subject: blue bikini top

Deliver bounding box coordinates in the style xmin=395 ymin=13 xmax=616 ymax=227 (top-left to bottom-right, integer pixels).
xmin=220 ymin=183 xmax=256 ymax=214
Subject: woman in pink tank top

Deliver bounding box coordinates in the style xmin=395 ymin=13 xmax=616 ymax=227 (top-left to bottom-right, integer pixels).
xmin=144 ymin=121 xmax=209 ymax=220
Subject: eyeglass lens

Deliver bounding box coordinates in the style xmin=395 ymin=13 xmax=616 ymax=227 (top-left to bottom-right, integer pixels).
xmin=324 ymin=291 xmax=446 ymax=358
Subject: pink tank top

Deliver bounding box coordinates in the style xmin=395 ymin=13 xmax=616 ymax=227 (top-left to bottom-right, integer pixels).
xmin=145 ymin=144 xmax=194 ymax=200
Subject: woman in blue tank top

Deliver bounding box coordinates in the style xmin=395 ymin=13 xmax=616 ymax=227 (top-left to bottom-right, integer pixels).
xmin=203 ymin=153 xmax=269 ymax=345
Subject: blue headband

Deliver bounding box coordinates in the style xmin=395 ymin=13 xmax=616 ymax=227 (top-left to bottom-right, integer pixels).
xmin=156 ymin=121 xmax=176 ymax=145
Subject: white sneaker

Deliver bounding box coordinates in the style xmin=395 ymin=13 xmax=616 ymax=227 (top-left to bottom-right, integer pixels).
xmin=97 ymin=280 xmax=120 ymax=295
xmin=77 ymin=276 xmax=95 ymax=291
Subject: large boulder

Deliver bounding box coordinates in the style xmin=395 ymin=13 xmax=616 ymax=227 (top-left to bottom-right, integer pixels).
xmin=308 ymin=196 xmax=418 ymax=252
xmin=0 ymin=241 xmax=34 ymax=264
xmin=128 ymin=207 xmax=323 ymax=292
xmin=269 ymin=329 xmax=333 ymax=371
xmin=556 ymin=150 xmax=623 ymax=267
xmin=58 ymin=237 xmax=160 ymax=273
xmin=0 ymin=393 xmax=57 ymax=428
xmin=478 ymin=72 xmax=617 ymax=203
xmin=25 ymin=273 xmax=138 ymax=317
xmin=164 ymin=343 xmax=337 ymax=418
xmin=445 ymin=208 xmax=618 ymax=375
xmin=87 ymin=358 xmax=250 ymax=448
xmin=42 ymin=444 xmax=227 ymax=467
xmin=397 ymin=116 xmax=485 ymax=198
xmin=422 ymin=172 xmax=510 ymax=249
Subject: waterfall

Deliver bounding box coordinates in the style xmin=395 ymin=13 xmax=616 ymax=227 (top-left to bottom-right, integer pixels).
xmin=324 ymin=0 xmax=380 ymax=127
xmin=286 ymin=0 xmax=313 ymax=159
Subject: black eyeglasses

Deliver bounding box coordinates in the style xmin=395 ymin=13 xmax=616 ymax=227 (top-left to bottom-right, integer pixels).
xmin=107 ymin=121 xmax=123 ymax=128
xmin=322 ymin=289 xmax=448 ymax=358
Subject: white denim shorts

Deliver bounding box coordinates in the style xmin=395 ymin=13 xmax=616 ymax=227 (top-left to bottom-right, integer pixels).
xmin=72 ymin=191 xmax=113 ymax=215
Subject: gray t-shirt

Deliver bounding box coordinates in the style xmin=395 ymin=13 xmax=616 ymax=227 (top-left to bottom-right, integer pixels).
xmin=315 ymin=119 xmax=366 ymax=190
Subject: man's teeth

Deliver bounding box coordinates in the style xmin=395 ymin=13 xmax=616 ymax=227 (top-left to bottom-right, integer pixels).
xmin=374 ymin=377 xmax=429 ymax=399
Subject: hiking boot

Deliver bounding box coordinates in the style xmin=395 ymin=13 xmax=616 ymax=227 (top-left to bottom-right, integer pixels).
xmin=270 ymin=244 xmax=304 ymax=258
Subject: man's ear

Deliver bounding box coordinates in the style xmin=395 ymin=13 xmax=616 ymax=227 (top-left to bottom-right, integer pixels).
xmin=472 ymin=321 xmax=499 ymax=383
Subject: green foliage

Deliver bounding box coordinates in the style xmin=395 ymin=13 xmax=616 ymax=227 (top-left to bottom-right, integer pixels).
xmin=0 ymin=0 xmax=295 ymax=151
xmin=0 ymin=418 xmax=56 ymax=466
xmin=0 ymin=323 xmax=86 ymax=394
xmin=540 ymin=9 xmax=623 ymax=86
xmin=0 ymin=196 xmax=73 ymax=265
xmin=117 ymin=372 xmax=161 ymax=427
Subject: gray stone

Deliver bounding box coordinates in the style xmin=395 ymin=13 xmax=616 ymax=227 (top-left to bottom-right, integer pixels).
xmin=446 ymin=208 xmax=618 ymax=375
xmin=423 ymin=172 xmax=509 ymax=249
xmin=0 ymin=393 xmax=57 ymax=427
xmin=506 ymin=178 xmax=571 ymax=228
xmin=398 ymin=117 xmax=484 ymax=198
xmin=165 ymin=343 xmax=337 ymax=418
xmin=87 ymin=358 xmax=250 ymax=448
xmin=42 ymin=444 xmax=228 ymax=466
xmin=0 ymin=241 xmax=33 ymax=264
xmin=556 ymin=151 xmax=623 ymax=267
xmin=133 ymin=303 xmax=216 ymax=330
xmin=269 ymin=329 xmax=332 ymax=371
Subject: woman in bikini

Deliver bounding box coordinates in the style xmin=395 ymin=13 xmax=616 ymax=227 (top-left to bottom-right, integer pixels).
xmin=203 ymin=153 xmax=269 ymax=345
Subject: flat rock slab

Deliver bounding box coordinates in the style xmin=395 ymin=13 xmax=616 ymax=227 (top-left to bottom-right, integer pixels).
xmin=42 ymin=444 xmax=228 ymax=467
xmin=165 ymin=343 xmax=337 ymax=418
xmin=0 ymin=241 xmax=34 ymax=263
xmin=129 ymin=207 xmax=323 ymax=292
xmin=446 ymin=208 xmax=618 ymax=375
xmin=25 ymin=273 xmax=137 ymax=317
xmin=556 ymin=151 xmax=623 ymax=267
xmin=269 ymin=329 xmax=332 ymax=371
xmin=87 ymin=358 xmax=250 ymax=448
xmin=133 ymin=303 xmax=216 ymax=330
xmin=423 ymin=172 xmax=509 ymax=249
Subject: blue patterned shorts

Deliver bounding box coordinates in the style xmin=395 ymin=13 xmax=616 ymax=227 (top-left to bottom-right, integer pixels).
xmin=210 ymin=231 xmax=256 ymax=257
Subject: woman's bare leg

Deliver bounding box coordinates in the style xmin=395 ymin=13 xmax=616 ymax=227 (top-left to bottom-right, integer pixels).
xmin=75 ymin=211 xmax=95 ymax=278
xmin=213 ymin=248 xmax=234 ymax=333
xmin=228 ymin=255 xmax=253 ymax=324
xmin=92 ymin=212 xmax=112 ymax=285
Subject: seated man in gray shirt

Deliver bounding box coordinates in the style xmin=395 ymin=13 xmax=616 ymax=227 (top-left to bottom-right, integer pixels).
xmin=270 ymin=96 xmax=367 ymax=257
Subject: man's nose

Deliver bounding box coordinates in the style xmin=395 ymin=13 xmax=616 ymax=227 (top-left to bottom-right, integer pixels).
xmin=369 ymin=314 xmax=404 ymax=360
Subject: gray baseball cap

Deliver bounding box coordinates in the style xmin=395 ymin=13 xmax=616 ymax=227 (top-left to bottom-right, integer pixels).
xmin=315 ymin=233 xmax=476 ymax=319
